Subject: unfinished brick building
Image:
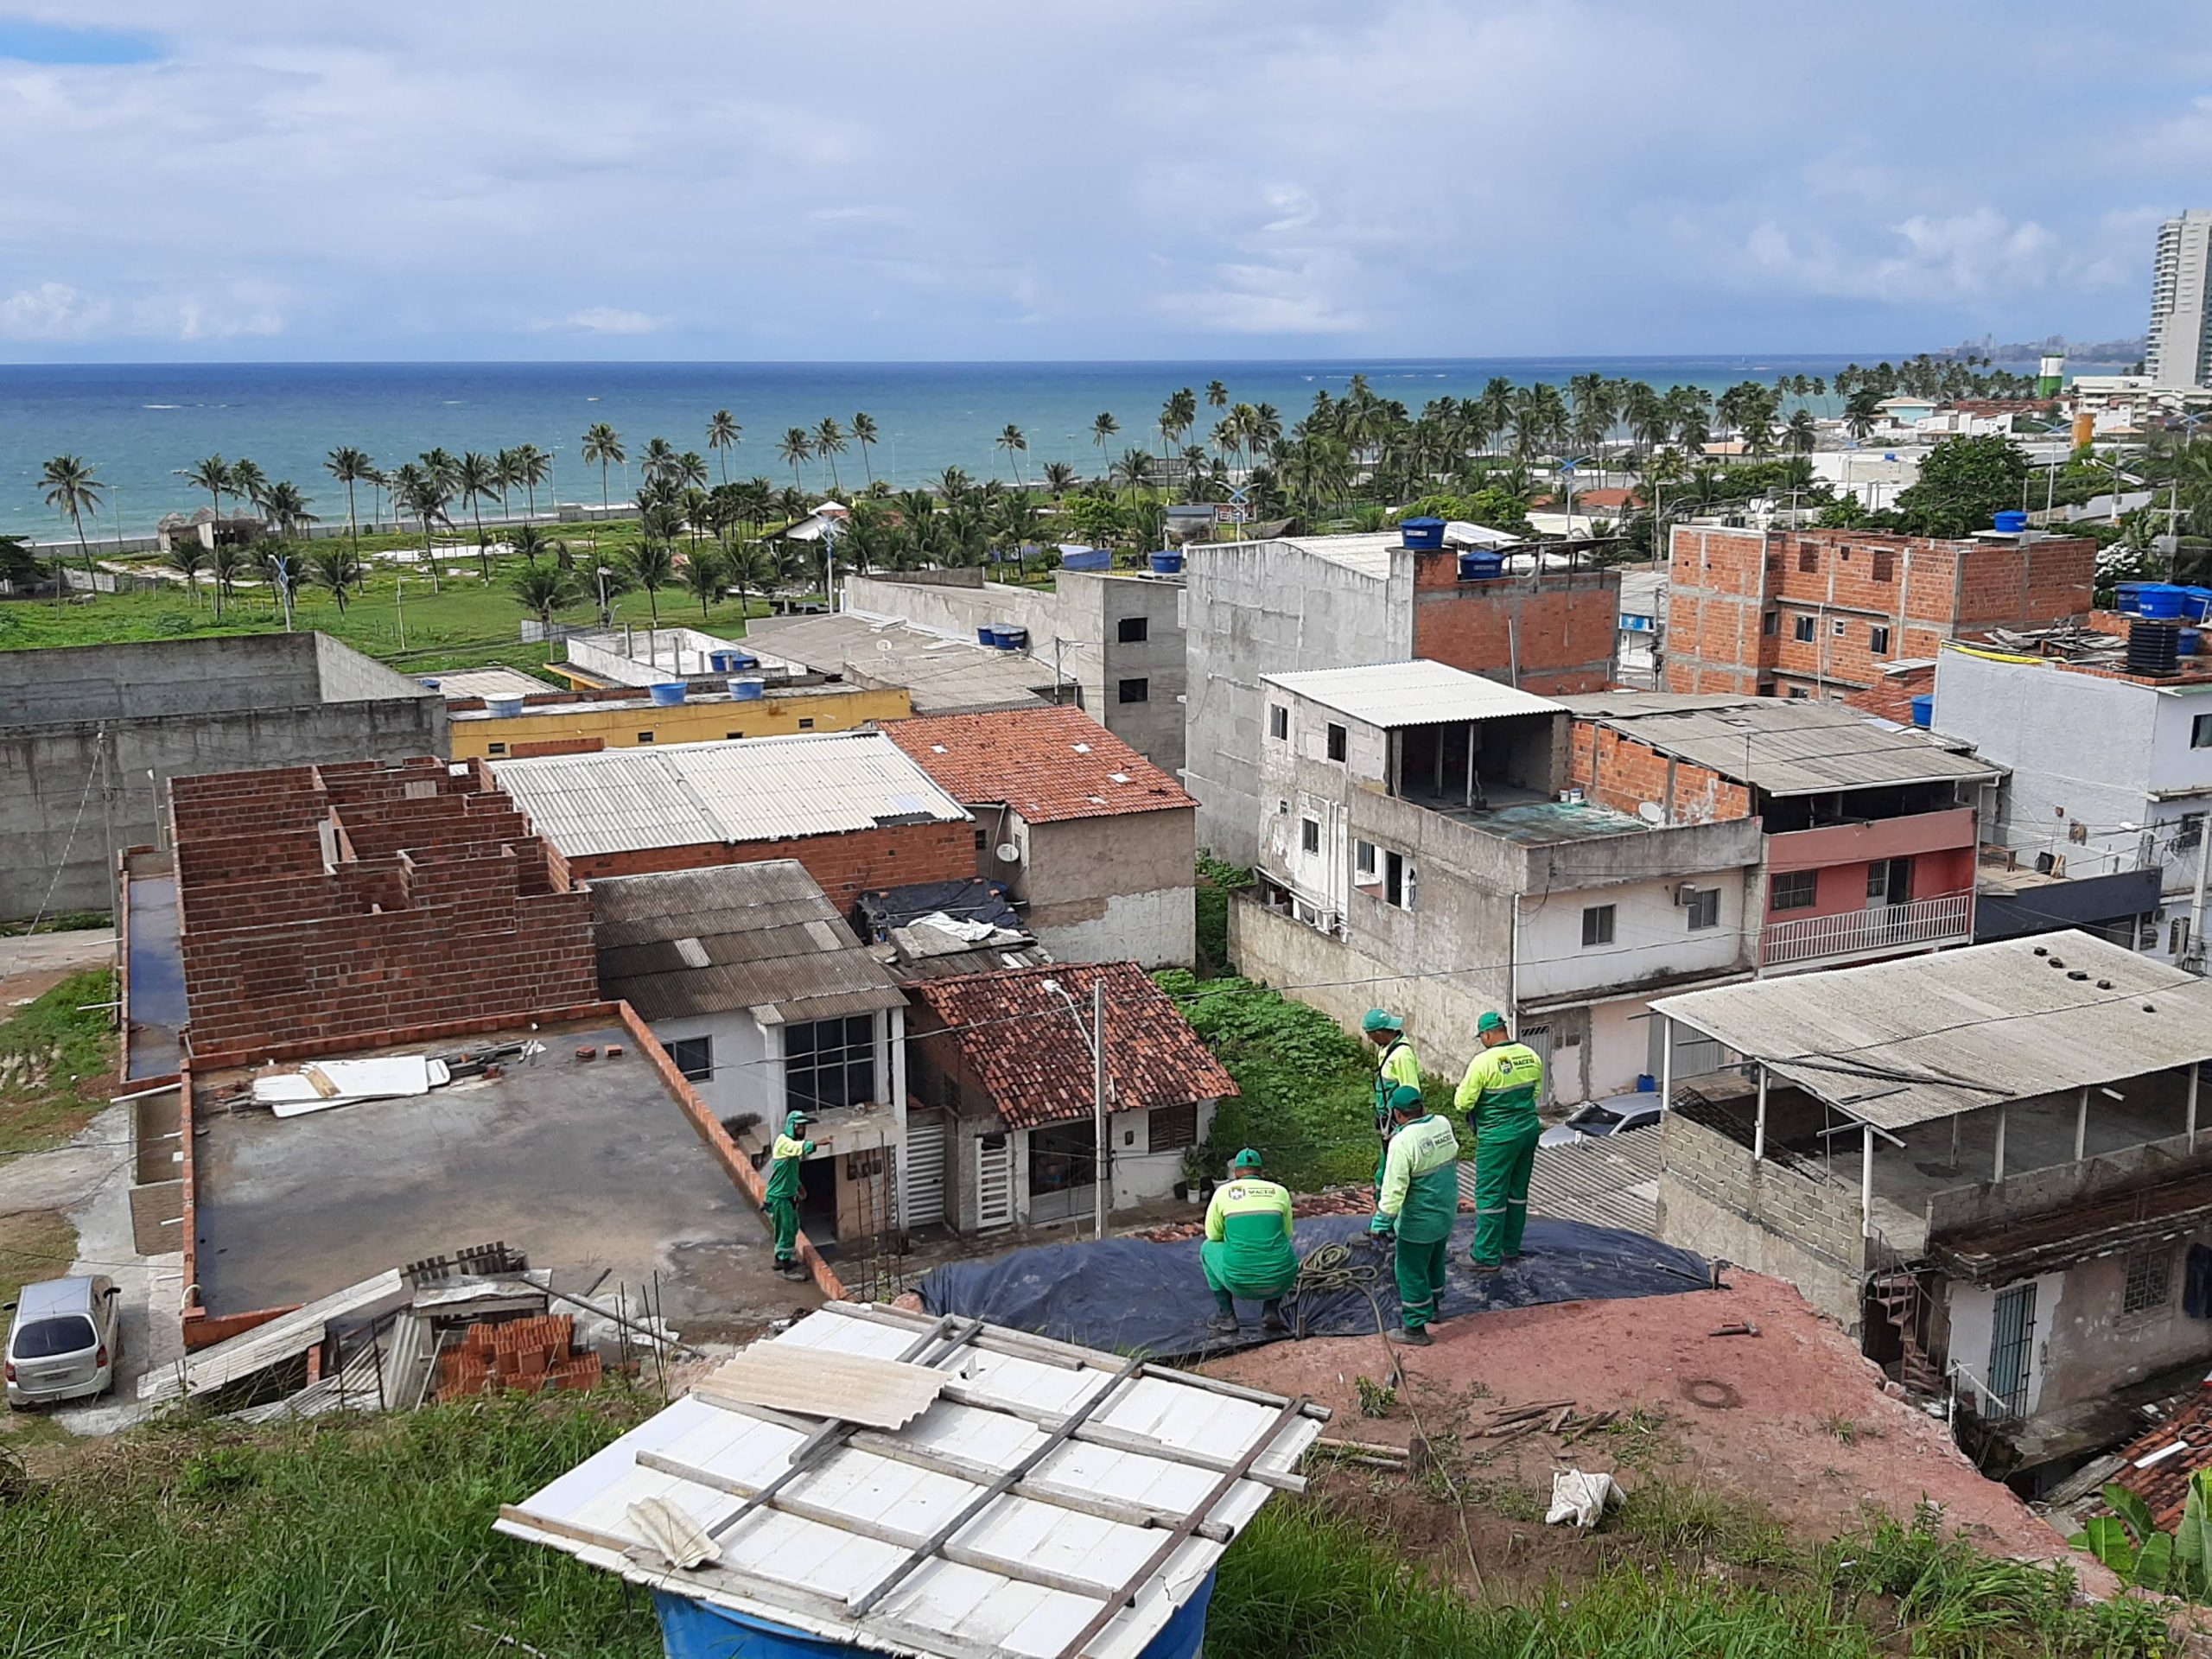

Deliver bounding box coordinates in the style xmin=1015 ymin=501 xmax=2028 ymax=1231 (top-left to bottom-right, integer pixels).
xmin=1665 ymin=526 xmax=2095 ymax=701
xmin=171 ymin=757 xmax=597 ymax=1064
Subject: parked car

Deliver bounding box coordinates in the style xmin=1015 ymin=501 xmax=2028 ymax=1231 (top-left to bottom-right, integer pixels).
xmin=4 ymin=1274 xmax=121 ymax=1408
xmin=1538 ymin=1094 xmax=1663 ymax=1149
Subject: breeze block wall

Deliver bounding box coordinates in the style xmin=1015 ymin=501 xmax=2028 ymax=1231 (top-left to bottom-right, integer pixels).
xmin=172 ymin=758 xmax=597 ymax=1065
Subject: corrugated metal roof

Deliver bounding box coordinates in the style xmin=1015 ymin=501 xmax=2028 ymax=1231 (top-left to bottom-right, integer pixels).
xmin=1653 ymin=931 xmax=2212 ymax=1129
xmin=494 ymin=731 xmax=970 ymax=857
xmin=590 ymin=861 xmax=906 ymax=1024
xmin=1566 ymin=696 xmax=2000 ymax=796
xmin=496 ymin=1302 xmax=1320 ymax=1659
xmin=1475 ymin=1128 xmax=1662 ymax=1236
xmin=426 ymin=666 xmax=559 ymax=701
xmin=745 ymin=613 xmax=1057 ymax=715
xmin=1262 ymin=659 xmax=1562 ymax=728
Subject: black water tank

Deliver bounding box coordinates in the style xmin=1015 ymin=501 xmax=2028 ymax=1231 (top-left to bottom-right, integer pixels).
xmin=2129 ymin=620 xmax=2180 ymax=676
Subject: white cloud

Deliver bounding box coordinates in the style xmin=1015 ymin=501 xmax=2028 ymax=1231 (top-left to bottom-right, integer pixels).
xmin=532 ymin=307 xmax=665 ymax=336
xmin=0 ymin=280 xmax=283 ymax=341
xmin=0 ymin=282 xmax=113 ymax=340
xmin=1743 ymin=211 xmax=2082 ymax=306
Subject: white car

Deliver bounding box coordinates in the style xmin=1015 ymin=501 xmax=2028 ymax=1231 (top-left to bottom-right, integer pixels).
xmin=4 ymin=1274 xmax=121 ymax=1408
xmin=1538 ymin=1094 xmax=1664 ymax=1149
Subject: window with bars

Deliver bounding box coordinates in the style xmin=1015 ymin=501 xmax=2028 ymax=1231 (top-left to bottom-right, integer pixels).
xmin=2124 ymin=1244 xmax=2174 ymax=1314
xmin=1683 ymin=887 xmax=1720 ymax=931
xmin=1770 ymin=869 xmax=1818 ymax=911
xmin=1148 ymin=1103 xmax=1198 ymax=1150
xmin=785 ymin=1014 xmax=876 ymax=1112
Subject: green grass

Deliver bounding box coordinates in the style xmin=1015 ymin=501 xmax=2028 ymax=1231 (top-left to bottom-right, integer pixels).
xmin=0 ymin=910 xmax=110 ymax=938
xmin=0 ymin=969 xmax=118 ymax=1154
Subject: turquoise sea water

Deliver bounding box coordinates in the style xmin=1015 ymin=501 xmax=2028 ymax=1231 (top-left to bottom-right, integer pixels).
xmin=0 ymin=356 xmax=1885 ymax=541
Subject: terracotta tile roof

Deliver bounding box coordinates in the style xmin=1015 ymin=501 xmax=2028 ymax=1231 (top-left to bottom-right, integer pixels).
xmin=2105 ymin=1383 xmax=2212 ymax=1530
xmin=883 ymin=705 xmax=1197 ymax=823
xmin=909 ymin=961 xmax=1236 ymax=1130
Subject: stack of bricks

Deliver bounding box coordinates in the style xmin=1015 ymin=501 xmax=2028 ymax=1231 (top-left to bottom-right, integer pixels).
xmin=433 ymin=1313 xmax=603 ymax=1402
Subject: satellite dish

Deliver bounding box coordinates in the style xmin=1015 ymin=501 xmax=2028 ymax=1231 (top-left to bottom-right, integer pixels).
xmin=994 ymin=843 xmax=1022 ymax=862
xmin=1637 ymin=802 xmax=1666 ymax=825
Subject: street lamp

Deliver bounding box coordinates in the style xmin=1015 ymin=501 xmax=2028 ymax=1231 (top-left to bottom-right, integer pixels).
xmin=1039 ymin=977 xmax=1109 ymax=1240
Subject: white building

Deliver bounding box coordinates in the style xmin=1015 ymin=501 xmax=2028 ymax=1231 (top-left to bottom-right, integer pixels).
xmin=2150 ymin=209 xmax=2212 ymax=392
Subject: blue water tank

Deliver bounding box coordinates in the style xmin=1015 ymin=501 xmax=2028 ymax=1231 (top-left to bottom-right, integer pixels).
xmin=1910 ymin=694 xmax=1934 ymax=728
xmin=2139 ymin=583 xmax=2188 ymax=621
xmin=727 ymin=677 xmax=764 ymax=702
xmin=977 ymin=626 xmax=996 ymax=646
xmin=416 ymin=677 xmax=441 ymax=690
xmin=2118 ymin=582 xmax=2147 ymax=614
xmin=994 ymin=626 xmax=1027 ymax=651
xmin=1400 ymin=517 xmax=1446 ymax=550
xmin=1149 ymin=550 xmax=1184 ymax=575
xmin=648 ymin=682 xmax=688 ymax=707
xmin=2183 ymin=628 xmax=2202 ymax=659
xmin=484 ymin=693 xmax=524 ymax=719
xmin=708 ymin=649 xmax=758 ymax=673
xmin=1992 ymin=509 xmax=2028 ymax=534
xmin=1458 ymin=550 xmax=1505 ymax=582
xmin=1061 ymin=547 xmax=1112 ymax=572
xmin=2184 ymin=588 xmax=2212 ymax=623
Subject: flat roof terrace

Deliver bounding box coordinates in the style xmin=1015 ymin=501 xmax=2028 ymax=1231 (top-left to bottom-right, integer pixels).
xmin=190 ymin=1018 xmax=800 ymax=1338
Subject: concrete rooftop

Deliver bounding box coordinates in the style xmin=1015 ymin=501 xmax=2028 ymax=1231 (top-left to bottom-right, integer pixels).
xmin=191 ymin=1020 xmax=795 ymax=1337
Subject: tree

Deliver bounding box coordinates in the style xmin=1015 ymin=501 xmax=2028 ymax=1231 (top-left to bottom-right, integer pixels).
xmin=1784 ymin=410 xmax=1818 ymax=456
xmin=188 ymin=454 xmax=232 ymax=520
xmin=777 ymin=427 xmax=813 ymax=493
xmin=639 ymin=436 xmax=677 ymax=487
xmin=994 ymin=489 xmax=1034 ymax=578
xmin=851 ymin=411 xmax=880 ymax=486
xmin=306 ymin=545 xmax=362 ymax=612
xmin=207 ymin=543 xmax=247 ymax=620
xmin=455 ymin=451 xmax=500 ymax=577
xmin=995 ymin=423 xmax=1028 ymax=486
xmin=1110 ymin=448 xmax=1154 ymax=503
xmin=164 ymin=538 xmax=205 ymax=601
xmin=1843 ymin=387 xmax=1882 ymax=441
xmin=1090 ymin=411 xmax=1119 ymax=475
xmin=1892 ymin=435 xmax=2030 ymax=537
xmin=581 ymin=423 xmax=626 ymax=511
xmin=1206 ymin=378 xmax=1229 ymax=417
xmin=0 ymin=535 xmax=45 ymax=588
xmin=511 ymin=563 xmax=578 ymax=631
xmin=706 ymin=410 xmax=742 ymax=484
xmin=681 ymin=545 xmax=727 ymax=618
xmin=814 ymin=417 xmax=848 ymax=495
xmin=626 ymin=538 xmax=674 ymax=625
xmin=389 ymin=461 xmax=448 ymax=593
xmin=38 ymin=454 xmax=103 ymax=584
xmin=725 ymin=539 xmax=776 ymax=613
xmin=230 ymin=458 xmax=270 ymax=521
xmin=511 ymin=524 xmax=555 ymax=568
xmin=1041 ymin=460 xmax=1077 ymax=496
xmin=325 ymin=446 xmax=374 ymax=562
xmin=510 ymin=443 xmax=550 ymax=520
xmin=262 ymin=481 xmax=315 ymax=541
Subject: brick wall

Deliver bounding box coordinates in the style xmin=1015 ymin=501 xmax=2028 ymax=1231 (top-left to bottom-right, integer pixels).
xmin=1409 ymin=563 xmax=1618 ymax=693
xmin=1658 ymin=1111 xmax=1867 ymax=1281
xmin=1568 ymin=721 xmax=1753 ymax=824
xmin=566 ymin=817 xmax=978 ymax=918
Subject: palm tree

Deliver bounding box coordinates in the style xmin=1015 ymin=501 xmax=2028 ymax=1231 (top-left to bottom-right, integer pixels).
xmin=1843 ymin=388 xmax=1882 ymax=442
xmin=262 ymin=481 xmax=315 ymax=539
xmin=625 ymin=538 xmax=674 ymax=626
xmin=675 ymin=451 xmax=710 ymax=495
xmin=325 ymin=446 xmax=374 ymax=563
xmin=995 ymin=423 xmax=1028 ymax=486
xmin=681 ymin=545 xmax=727 ymax=619
xmin=639 ymin=436 xmax=678 ymax=486
xmin=1110 ymin=448 xmax=1155 ymax=503
xmin=208 ymin=542 xmax=247 ymax=621
xmin=510 ymin=444 xmax=550 ymax=520
xmin=812 ymin=417 xmax=848 ymax=495
xmin=851 ymin=411 xmax=880 ymax=486
xmin=706 ymin=410 xmax=742 ymax=484
xmin=938 ymin=466 xmax=972 ymax=502
xmin=230 ymin=458 xmax=270 ymax=521
xmin=777 ymin=428 xmax=813 ymax=493
xmin=1041 ymin=460 xmax=1077 ymax=496
xmin=390 ymin=461 xmax=448 ymax=594
xmin=511 ymin=524 xmax=556 ymax=568
xmin=725 ymin=539 xmax=776 ymax=615
xmin=455 ymin=452 xmax=500 ymax=577
xmin=1090 ymin=412 xmax=1119 ymax=476
xmin=164 ymin=538 xmax=204 ymax=601
xmin=188 ymin=454 xmax=232 ymax=520
xmin=581 ymin=423 xmax=625 ymax=511
xmin=38 ymin=454 xmax=103 ymax=583
xmin=1784 ymin=410 xmax=1818 ymax=456
xmin=512 ymin=563 xmax=577 ymax=632
xmin=306 ymin=545 xmax=362 ymax=612
xmin=1206 ymin=379 xmax=1229 ymax=423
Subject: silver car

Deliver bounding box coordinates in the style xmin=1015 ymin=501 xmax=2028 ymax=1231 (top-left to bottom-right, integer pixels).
xmin=5 ymin=1274 xmax=121 ymax=1407
xmin=1538 ymin=1094 xmax=1664 ymax=1149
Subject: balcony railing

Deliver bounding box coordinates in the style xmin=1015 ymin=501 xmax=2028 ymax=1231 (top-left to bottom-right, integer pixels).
xmin=1760 ymin=892 xmax=1973 ymax=969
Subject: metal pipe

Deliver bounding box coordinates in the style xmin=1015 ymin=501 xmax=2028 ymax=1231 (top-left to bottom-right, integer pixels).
xmin=1860 ymin=1122 xmax=1873 ymax=1240
xmin=1993 ymin=1103 xmax=2007 ymax=1181
xmin=1092 ymin=981 xmax=1108 ymax=1243
xmin=2192 ymin=1063 xmax=2202 ymax=1147
xmin=2075 ymin=1086 xmax=2089 ymax=1163
xmin=1753 ymin=1065 xmax=1768 ymax=1160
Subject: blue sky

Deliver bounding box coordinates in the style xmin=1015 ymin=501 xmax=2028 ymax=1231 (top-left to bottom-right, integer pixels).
xmin=0 ymin=1 xmax=2204 ymax=361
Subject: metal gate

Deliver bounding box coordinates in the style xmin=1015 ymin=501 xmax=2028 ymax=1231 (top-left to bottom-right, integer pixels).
xmin=1519 ymin=1022 xmax=1556 ymax=1107
xmin=904 ymin=1113 xmax=946 ymax=1228
xmin=1987 ymin=1282 xmax=2037 ymax=1420
xmin=975 ymin=1134 xmax=1014 ymax=1231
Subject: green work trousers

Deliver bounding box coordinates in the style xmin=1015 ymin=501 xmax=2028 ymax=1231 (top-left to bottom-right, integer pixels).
xmin=766 ymin=1196 xmax=800 ymax=1263
xmin=1200 ymin=1239 xmax=1298 ymax=1303
xmin=1470 ymin=1115 xmax=1541 ymax=1265
xmin=1394 ymin=1235 xmax=1450 ymax=1331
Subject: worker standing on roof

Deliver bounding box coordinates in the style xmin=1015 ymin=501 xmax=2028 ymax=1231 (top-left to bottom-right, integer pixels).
xmin=1455 ymin=1012 xmax=1544 ymax=1272
xmin=765 ymin=1111 xmax=816 ymax=1281
xmin=1361 ymin=1009 xmax=1420 ymax=1205
xmin=1201 ymin=1148 xmax=1299 ymax=1337
xmin=1369 ymin=1085 xmax=1459 ymax=1345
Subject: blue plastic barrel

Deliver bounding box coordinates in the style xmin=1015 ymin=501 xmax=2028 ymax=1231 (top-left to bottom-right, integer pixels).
xmin=727 ymin=677 xmax=763 ymax=701
xmin=977 ymin=626 xmax=996 ymax=645
xmin=649 ymin=682 xmax=688 ymax=706
xmin=1149 ymin=550 xmax=1184 ymax=575
xmin=2183 ymin=628 xmax=2202 ymax=659
xmin=1992 ymin=509 xmax=2028 ymax=533
xmin=2118 ymin=582 xmax=2147 ymax=614
xmin=995 ymin=626 xmax=1028 ymax=651
xmin=1458 ymin=550 xmax=1505 ymax=582
xmin=2185 ymin=589 xmax=2212 ymax=623
xmin=1400 ymin=517 xmax=1446 ymax=550
xmin=2139 ymin=583 xmax=2188 ymax=620
xmin=1910 ymin=694 xmax=1934 ymax=728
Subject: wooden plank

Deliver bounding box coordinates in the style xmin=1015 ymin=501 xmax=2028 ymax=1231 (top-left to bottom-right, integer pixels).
xmin=633 ymin=1449 xmax=1119 ymax=1598
xmin=701 ymin=1347 xmax=947 ymax=1430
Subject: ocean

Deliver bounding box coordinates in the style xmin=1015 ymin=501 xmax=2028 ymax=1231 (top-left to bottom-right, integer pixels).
xmin=0 ymin=356 xmax=1885 ymax=542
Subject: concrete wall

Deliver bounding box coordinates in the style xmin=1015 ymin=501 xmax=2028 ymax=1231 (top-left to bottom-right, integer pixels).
xmin=1514 ymin=873 xmax=1751 ymax=1002
xmin=1019 ymin=810 xmax=1196 ymax=969
xmin=639 ymin=1007 xmax=773 ymax=1128
xmin=2 ymin=635 xmax=447 ymax=919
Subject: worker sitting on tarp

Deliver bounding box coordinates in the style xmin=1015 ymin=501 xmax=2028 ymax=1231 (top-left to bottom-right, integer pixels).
xmin=1201 ymin=1148 xmax=1299 ymax=1336
xmin=1369 ymin=1084 xmax=1461 ymax=1346
xmin=1455 ymin=1011 xmax=1544 ymax=1273
xmin=765 ymin=1110 xmax=816 ymax=1281
xmin=1360 ymin=1008 xmax=1421 ymax=1206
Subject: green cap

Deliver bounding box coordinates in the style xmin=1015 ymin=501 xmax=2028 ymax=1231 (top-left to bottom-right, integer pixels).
xmin=1361 ymin=1008 xmax=1403 ymax=1034
xmin=1388 ymin=1084 xmax=1424 ymax=1115
xmin=785 ymin=1110 xmax=813 ymax=1134
xmin=1232 ymin=1147 xmax=1264 ymax=1171
xmin=1477 ymin=1011 xmax=1509 ymax=1035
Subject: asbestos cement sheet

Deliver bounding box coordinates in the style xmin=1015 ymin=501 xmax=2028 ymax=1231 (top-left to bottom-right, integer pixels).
xmin=696 ymin=1345 xmax=948 ymax=1430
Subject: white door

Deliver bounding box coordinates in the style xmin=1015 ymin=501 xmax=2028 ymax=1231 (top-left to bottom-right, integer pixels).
xmin=976 ymin=1134 xmax=1014 ymax=1231
xmin=905 ymin=1114 xmax=946 ymax=1228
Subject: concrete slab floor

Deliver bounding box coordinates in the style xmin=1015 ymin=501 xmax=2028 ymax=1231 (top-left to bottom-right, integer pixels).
xmin=194 ymin=1024 xmax=805 ymax=1340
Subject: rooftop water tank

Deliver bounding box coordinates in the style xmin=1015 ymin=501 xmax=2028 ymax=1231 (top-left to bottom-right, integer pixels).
xmin=728 ymin=677 xmax=764 ymax=702
xmin=2183 ymin=627 xmax=2202 ymax=659
xmin=1457 ymin=550 xmax=1505 ymax=582
xmin=1060 ymin=547 xmax=1112 ymax=572
xmin=2139 ymin=583 xmax=2188 ymax=621
xmin=2117 ymin=581 xmax=2149 ymax=615
xmin=1400 ymin=517 xmax=1446 ymax=551
xmin=648 ymin=681 xmax=688 ymax=707
xmin=977 ymin=626 xmax=996 ymax=646
xmin=1991 ymin=510 xmax=2028 ymax=534
xmin=1148 ymin=550 xmax=1184 ymax=575
xmin=2183 ymin=588 xmax=2212 ymax=624
xmin=483 ymin=693 xmax=524 ymax=719
xmin=1910 ymin=694 xmax=1934 ymax=728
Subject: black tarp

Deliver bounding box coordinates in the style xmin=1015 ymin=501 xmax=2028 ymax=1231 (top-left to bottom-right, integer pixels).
xmin=916 ymin=1214 xmax=1711 ymax=1358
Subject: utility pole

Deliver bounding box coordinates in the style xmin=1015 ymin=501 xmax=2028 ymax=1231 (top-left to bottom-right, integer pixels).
xmin=1092 ymin=980 xmax=1109 ymax=1243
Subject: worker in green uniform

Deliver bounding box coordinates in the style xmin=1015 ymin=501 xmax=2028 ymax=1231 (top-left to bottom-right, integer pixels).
xmin=1360 ymin=1009 xmax=1420 ymax=1204
xmin=1200 ymin=1148 xmax=1299 ymax=1336
xmin=1368 ymin=1084 xmax=1460 ymax=1345
xmin=765 ymin=1110 xmax=816 ymax=1281
xmin=1453 ymin=1012 xmax=1545 ymax=1271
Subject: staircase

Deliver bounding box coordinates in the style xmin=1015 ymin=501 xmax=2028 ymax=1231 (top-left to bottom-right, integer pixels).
xmin=1870 ymin=1271 xmax=1942 ymax=1394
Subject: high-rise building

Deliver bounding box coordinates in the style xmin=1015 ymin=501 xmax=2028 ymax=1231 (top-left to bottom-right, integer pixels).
xmin=2147 ymin=209 xmax=2212 ymax=391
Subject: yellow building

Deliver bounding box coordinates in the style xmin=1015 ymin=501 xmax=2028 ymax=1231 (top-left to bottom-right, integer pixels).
xmin=447 ymin=682 xmax=912 ymax=760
